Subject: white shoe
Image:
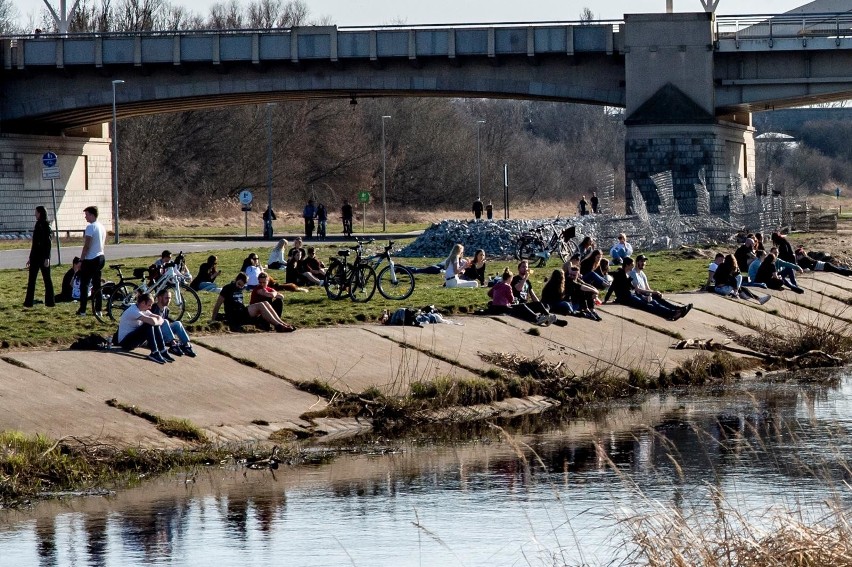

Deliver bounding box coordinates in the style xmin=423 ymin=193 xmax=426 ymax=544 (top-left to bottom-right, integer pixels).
xmin=548 ymin=313 xmax=557 ymax=325
xmin=536 ymin=314 xmax=549 ymax=326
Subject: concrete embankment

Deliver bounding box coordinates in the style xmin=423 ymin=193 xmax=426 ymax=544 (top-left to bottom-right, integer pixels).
xmin=2 ymin=272 xmax=850 ymax=447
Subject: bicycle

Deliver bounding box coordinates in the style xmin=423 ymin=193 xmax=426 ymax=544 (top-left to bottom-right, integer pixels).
xmin=515 ymin=221 xmax=579 ymax=268
xmin=324 ymin=238 xmax=377 ymax=302
xmin=365 ymin=241 xmax=415 ymax=300
xmin=104 ymin=251 xmax=202 ymax=323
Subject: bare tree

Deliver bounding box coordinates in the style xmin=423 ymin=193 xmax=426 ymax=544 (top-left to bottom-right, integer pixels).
xmin=579 ymin=7 xmax=595 ymax=24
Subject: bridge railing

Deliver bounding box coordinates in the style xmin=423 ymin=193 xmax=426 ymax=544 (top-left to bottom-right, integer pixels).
xmin=716 ymin=13 xmax=852 ymax=47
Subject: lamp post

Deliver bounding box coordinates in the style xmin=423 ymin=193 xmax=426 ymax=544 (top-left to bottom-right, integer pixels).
xmin=266 ymin=103 xmax=274 ymax=234
xmin=381 ymin=115 xmax=391 ymax=232
xmin=111 ymin=79 xmax=125 ymax=244
xmin=476 ymin=119 xmax=486 ymax=201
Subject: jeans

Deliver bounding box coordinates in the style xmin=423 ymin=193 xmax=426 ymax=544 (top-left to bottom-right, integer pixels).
xmin=625 ymin=293 xmax=680 ymax=319
xmin=198 ymin=281 xmax=221 ymax=292
xmin=24 ymin=259 xmax=55 ymax=307
xmin=582 ymin=271 xmax=608 ymax=290
xmin=161 ymin=320 xmax=190 ymax=345
xmin=77 ymin=255 xmax=105 ymax=314
xmin=118 ymin=323 xmax=166 ymax=353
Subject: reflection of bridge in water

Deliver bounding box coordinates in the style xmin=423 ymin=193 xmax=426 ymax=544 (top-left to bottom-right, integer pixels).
xmin=0 ymin=10 xmax=851 ymax=232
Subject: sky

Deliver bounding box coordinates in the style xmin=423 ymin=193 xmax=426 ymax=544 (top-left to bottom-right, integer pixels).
xmin=13 ymin=0 xmax=816 ymax=29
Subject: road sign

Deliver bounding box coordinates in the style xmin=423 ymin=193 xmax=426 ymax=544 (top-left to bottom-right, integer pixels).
xmin=357 ymin=191 xmax=370 ymax=204
xmin=239 ymin=190 xmax=253 ymax=205
xmin=42 ymin=166 xmax=60 ymax=180
xmin=42 ymin=151 xmax=57 ymax=168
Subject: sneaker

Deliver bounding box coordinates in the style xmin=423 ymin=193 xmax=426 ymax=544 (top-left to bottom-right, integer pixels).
xmin=759 ymin=295 xmax=771 ymax=305
xmin=168 ymin=345 xmax=184 ymax=357
xmin=548 ymin=313 xmax=558 ymax=325
xmin=76 ymin=312 xmax=87 ymax=317
xmin=591 ymin=311 xmax=602 ymax=322
xmin=159 ymin=350 xmax=175 ymax=363
xmin=181 ymin=344 xmax=197 ymax=357
xmin=535 ymin=314 xmax=550 ymax=326
xmin=793 ymin=287 xmax=805 ymax=294
xmin=275 ymin=323 xmax=296 ymax=333
xmin=94 ymin=311 xmax=103 ymax=320
xmin=683 ymin=303 xmax=693 ymax=317
xmin=553 ymin=319 xmax=569 ymax=327
xmin=147 ymin=353 xmax=166 ymax=364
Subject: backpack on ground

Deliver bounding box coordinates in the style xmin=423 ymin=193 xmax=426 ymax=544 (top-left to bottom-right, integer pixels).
xmin=70 ymin=333 xmax=112 ymax=351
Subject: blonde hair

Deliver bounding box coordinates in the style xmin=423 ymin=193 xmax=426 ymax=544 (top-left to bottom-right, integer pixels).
xmin=443 ymin=243 xmax=464 ymax=269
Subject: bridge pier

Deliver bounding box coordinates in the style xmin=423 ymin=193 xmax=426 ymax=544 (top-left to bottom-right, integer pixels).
xmin=0 ymin=127 xmax=113 ymax=235
xmin=623 ymin=12 xmax=755 ymax=215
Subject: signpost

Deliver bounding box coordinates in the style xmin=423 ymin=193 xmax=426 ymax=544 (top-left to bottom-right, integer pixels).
xmin=42 ymin=151 xmax=62 ymax=264
xmin=357 ymin=191 xmax=370 ymax=232
xmin=239 ymin=190 xmax=253 ymax=238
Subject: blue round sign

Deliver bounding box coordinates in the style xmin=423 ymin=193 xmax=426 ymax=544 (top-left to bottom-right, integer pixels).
xmin=42 ymin=151 xmax=57 ymax=168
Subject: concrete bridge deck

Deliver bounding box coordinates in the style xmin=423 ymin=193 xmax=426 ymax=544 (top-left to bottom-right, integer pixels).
xmin=1 ymin=271 xmax=849 ymax=448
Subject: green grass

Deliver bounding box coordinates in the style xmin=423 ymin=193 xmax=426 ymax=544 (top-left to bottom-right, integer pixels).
xmin=0 ymin=245 xmax=712 ymax=348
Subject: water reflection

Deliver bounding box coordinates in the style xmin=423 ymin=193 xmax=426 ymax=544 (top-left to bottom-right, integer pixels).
xmin=2 ymin=372 xmax=850 ymax=566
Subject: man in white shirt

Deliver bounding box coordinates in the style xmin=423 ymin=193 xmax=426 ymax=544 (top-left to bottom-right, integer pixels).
xmin=629 ymin=255 xmax=691 ymax=320
xmin=117 ymin=293 xmax=174 ymax=364
xmin=77 ymin=206 xmax=106 ymax=317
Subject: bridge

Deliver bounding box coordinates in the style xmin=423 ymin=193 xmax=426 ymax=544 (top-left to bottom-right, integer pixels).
xmin=0 ymin=10 xmax=851 ymax=231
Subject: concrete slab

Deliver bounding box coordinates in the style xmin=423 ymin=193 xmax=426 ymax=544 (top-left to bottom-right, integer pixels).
xmin=799 ymin=273 xmax=852 ymax=304
xmin=369 ymin=316 xmax=606 ymax=376
xmin=688 ymin=291 xmax=796 ymax=331
xmin=199 ymin=327 xmax=478 ymax=396
xmin=0 ymin=357 xmax=181 ymax=447
xmin=7 ymin=346 xmax=323 ymax=444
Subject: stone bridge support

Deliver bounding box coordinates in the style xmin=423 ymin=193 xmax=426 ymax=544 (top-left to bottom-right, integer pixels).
xmin=623 ymin=12 xmax=754 ymax=215
xmin=0 ymin=127 xmax=112 ymax=235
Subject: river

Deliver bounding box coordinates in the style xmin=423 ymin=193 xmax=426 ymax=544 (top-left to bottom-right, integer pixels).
xmin=2 ymin=370 xmax=850 ymax=566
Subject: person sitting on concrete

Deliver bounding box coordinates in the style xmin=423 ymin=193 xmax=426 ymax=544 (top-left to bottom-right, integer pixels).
xmin=486 ymin=268 xmax=557 ymax=326
xmin=578 ymin=236 xmax=595 ymax=262
xmin=579 ymin=249 xmax=610 ymax=290
xmin=267 ymin=238 xmax=288 ymax=270
xmin=755 ymin=253 xmax=805 ymax=294
xmin=712 ymin=254 xmax=771 ymax=304
xmin=190 ymin=255 xmax=222 ymax=293
xmin=705 ymin=252 xmax=724 ymax=291
xmin=610 ymin=233 xmax=633 ymax=266
xmin=151 ymin=288 xmax=197 ymax=357
xmin=116 ymin=292 xmax=174 ymax=364
xmin=461 ymin=249 xmax=487 ymax=286
xmin=250 ymin=272 xmax=284 ymax=317
xmin=564 ymin=264 xmax=602 ymax=321
xmin=603 ymin=257 xmax=689 ymax=321
xmin=444 ymin=244 xmax=479 ymax=288
xmin=210 ymin=272 xmax=295 ymax=332
xmin=771 ymin=232 xmax=797 ymax=264
xmin=540 ymin=269 xmax=574 ymax=316
xmin=734 ymin=238 xmax=757 ymax=274
xmin=596 ymin=258 xmax=613 ymax=286
xmin=629 ymin=254 xmax=698 ymax=315
xmin=795 ymin=245 xmax=852 ymax=277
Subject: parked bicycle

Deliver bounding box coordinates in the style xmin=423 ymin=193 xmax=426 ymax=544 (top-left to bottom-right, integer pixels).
xmin=324 ymin=238 xmax=377 ymax=302
xmin=102 ymin=251 xmax=202 ymax=323
xmin=515 ymin=220 xmax=579 ymax=268
xmin=365 ymin=241 xmax=415 ymax=300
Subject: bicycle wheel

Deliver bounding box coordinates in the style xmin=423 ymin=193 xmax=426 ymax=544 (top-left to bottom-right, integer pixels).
xmin=173 ymin=285 xmax=202 ymax=324
xmin=106 ymin=282 xmax=139 ymax=321
xmin=377 ymin=265 xmax=415 ymax=301
xmin=515 ymin=238 xmax=539 ymax=263
xmin=324 ymin=261 xmax=350 ymax=300
xmin=349 ymin=265 xmax=377 ymax=302
xmin=559 ymin=239 xmax=580 ymax=263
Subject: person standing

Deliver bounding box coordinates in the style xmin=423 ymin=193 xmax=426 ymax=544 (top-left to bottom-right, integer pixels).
xmin=24 ymin=205 xmax=55 ymax=308
xmin=302 ymin=199 xmax=316 ymax=239
xmin=262 ymin=206 xmax=276 ymax=240
xmin=316 ymin=203 xmax=328 ymax=240
xmin=472 ymin=198 xmax=483 ymax=221
xmin=579 ymin=196 xmax=588 ymax=216
xmin=341 ymin=199 xmax=353 ymax=237
xmin=590 ymin=191 xmax=599 ymax=214
xmin=485 ymin=200 xmax=493 ymax=220
xmin=77 ymin=206 xmax=106 ymax=317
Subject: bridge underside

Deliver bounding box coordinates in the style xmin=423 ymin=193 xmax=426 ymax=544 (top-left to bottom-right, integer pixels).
xmin=1 ymin=55 xmax=626 ymax=135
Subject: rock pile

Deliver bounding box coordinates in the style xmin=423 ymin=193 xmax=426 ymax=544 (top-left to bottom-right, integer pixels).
xmin=397 ymin=215 xmax=737 ymax=259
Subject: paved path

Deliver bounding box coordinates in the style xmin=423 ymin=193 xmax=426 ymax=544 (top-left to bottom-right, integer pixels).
xmin=0 ymin=232 xmax=422 ymax=270
xmin=1 ymin=272 xmax=849 ymax=447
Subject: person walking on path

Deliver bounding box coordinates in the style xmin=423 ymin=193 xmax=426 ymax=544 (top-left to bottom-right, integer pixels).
xmin=316 ymin=203 xmax=328 ymax=240
xmin=472 ymin=199 xmax=483 ymax=221
xmin=77 ymin=206 xmax=106 ymax=317
xmin=24 ymin=205 xmax=55 ymax=308
xmin=341 ymin=199 xmax=353 ymax=237
xmin=486 ymin=200 xmax=493 ymax=220
xmin=262 ymin=206 xmax=276 ymax=240
xmin=302 ymin=199 xmax=316 ymax=239
xmin=590 ymin=192 xmax=599 ymax=214
xmin=579 ymin=196 xmax=588 ymax=216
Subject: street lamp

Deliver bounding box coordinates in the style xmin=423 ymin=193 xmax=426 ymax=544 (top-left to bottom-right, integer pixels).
xmin=381 ymin=115 xmax=391 ymax=232
xmin=111 ymin=79 xmax=125 ymax=244
xmin=266 ymin=103 xmax=274 ymax=236
xmin=476 ymin=119 xmax=486 ymax=201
